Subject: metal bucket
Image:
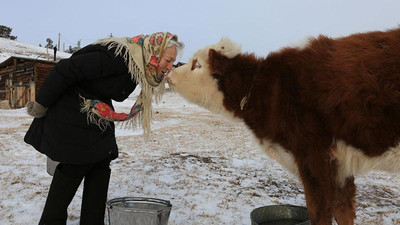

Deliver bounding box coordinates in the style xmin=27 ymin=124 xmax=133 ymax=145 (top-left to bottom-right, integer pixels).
xmin=46 ymin=157 xmax=59 ymax=176
xmin=250 ymin=205 xmax=310 ymax=225
xmin=106 ymin=197 xmax=172 ymax=225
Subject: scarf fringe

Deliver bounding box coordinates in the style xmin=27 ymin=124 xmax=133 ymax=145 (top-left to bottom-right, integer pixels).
xmin=80 ymin=94 xmax=147 ymax=134
xmin=79 ymin=95 xmax=111 ymax=131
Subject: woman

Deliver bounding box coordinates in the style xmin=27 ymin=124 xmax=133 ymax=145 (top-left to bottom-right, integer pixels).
xmin=24 ymin=32 xmax=184 ymax=225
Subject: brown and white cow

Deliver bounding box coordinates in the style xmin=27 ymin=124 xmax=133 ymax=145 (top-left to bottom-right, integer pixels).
xmin=166 ymin=28 xmax=400 ymax=225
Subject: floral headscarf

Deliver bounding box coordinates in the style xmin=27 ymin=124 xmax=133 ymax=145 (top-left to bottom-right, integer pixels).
xmin=130 ymin=32 xmax=177 ymax=86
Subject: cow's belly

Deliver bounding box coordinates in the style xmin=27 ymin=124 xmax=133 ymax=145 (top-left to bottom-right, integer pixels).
xmin=333 ymin=140 xmax=400 ymax=186
xmin=258 ymin=138 xmax=400 ymax=187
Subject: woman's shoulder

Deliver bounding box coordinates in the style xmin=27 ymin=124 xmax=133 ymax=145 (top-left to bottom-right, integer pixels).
xmin=72 ymin=44 xmax=115 ymax=57
xmin=71 ymin=44 xmax=128 ymax=67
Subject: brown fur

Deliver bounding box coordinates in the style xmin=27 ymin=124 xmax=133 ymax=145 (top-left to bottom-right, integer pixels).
xmin=167 ymin=28 xmax=400 ymax=225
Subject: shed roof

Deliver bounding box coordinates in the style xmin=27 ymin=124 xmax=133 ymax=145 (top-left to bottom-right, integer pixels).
xmin=0 ymin=56 xmax=58 ymax=69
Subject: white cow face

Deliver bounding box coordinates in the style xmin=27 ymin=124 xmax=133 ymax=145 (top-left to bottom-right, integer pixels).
xmin=166 ymin=38 xmax=242 ymax=118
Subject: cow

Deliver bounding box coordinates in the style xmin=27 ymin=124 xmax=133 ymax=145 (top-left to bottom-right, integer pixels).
xmin=165 ymin=27 xmax=400 ymax=225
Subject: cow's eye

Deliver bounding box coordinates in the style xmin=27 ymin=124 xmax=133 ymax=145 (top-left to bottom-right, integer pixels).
xmin=191 ymin=59 xmax=201 ymax=70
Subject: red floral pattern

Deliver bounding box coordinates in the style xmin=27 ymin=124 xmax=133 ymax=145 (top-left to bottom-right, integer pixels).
xmin=92 ymin=101 xmax=141 ymax=121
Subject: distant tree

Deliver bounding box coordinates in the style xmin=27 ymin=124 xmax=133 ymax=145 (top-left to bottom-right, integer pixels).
xmin=66 ymin=44 xmax=81 ymax=54
xmin=64 ymin=39 xmax=83 ymax=54
xmin=45 ymin=38 xmax=54 ymax=48
xmin=39 ymin=44 xmax=42 ymax=47
xmin=66 ymin=45 xmax=75 ymax=53
xmin=0 ymin=25 xmax=17 ymax=40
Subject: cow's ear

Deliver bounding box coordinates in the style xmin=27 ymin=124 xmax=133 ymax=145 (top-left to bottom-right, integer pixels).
xmin=209 ymin=49 xmax=228 ymax=76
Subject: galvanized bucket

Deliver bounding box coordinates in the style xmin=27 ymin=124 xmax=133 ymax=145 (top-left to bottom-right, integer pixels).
xmin=46 ymin=157 xmax=59 ymax=176
xmin=106 ymin=197 xmax=172 ymax=225
xmin=250 ymin=205 xmax=310 ymax=225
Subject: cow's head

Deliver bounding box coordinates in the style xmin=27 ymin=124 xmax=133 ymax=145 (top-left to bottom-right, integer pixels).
xmin=166 ymin=38 xmax=242 ymax=118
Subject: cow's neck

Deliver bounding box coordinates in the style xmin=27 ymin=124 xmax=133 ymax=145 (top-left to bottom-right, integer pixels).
xmin=217 ymin=54 xmax=261 ymax=119
xmin=239 ymin=53 xmax=293 ymax=141
xmin=239 ymin=62 xmax=262 ymax=111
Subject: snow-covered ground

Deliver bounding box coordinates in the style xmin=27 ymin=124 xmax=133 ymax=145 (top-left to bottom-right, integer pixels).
xmin=0 ymin=89 xmax=399 ymax=225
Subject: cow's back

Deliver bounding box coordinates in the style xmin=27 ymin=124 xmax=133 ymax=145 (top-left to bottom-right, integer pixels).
xmin=300 ymin=28 xmax=400 ymax=156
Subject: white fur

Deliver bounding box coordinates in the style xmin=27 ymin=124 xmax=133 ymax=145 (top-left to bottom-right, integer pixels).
xmin=168 ymin=63 xmax=233 ymax=118
xmin=259 ymin=139 xmax=299 ymax=177
xmin=333 ymin=140 xmax=400 ymax=186
xmin=212 ymin=38 xmax=242 ymax=58
xmin=167 ymin=38 xmax=241 ymax=119
xmin=287 ymin=36 xmax=313 ymax=50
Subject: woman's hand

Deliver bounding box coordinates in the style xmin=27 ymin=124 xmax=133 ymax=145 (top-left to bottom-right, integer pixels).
xmin=26 ymin=102 xmax=48 ymax=118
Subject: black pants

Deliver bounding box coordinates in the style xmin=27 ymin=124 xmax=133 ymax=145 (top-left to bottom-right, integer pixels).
xmin=39 ymin=158 xmax=111 ymax=225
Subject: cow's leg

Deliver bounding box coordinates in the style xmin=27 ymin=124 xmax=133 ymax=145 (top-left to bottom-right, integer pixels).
xmin=297 ymin=153 xmax=337 ymax=225
xmin=333 ymin=177 xmax=356 ymax=225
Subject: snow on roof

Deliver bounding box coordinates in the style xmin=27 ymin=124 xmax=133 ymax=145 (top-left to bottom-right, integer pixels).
xmin=0 ymin=37 xmax=71 ymax=64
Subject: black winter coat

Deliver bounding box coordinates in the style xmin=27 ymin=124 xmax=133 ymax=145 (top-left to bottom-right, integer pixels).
xmin=24 ymin=44 xmax=137 ymax=164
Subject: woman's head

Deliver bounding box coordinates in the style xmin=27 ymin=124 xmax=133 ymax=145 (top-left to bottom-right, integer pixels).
xmin=130 ymin=32 xmax=184 ymax=86
xmin=158 ymin=38 xmax=184 ymax=77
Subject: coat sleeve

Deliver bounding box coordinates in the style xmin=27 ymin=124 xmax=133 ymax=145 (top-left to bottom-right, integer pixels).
xmin=36 ymin=47 xmax=127 ymax=107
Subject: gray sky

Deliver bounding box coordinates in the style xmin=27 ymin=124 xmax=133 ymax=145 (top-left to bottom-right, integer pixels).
xmin=2 ymin=0 xmax=400 ymax=62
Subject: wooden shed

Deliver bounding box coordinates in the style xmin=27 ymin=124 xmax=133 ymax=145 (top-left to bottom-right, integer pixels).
xmin=0 ymin=56 xmax=58 ymax=108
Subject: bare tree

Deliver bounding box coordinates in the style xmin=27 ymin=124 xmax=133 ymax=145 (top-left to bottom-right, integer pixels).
xmin=0 ymin=25 xmax=17 ymax=40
